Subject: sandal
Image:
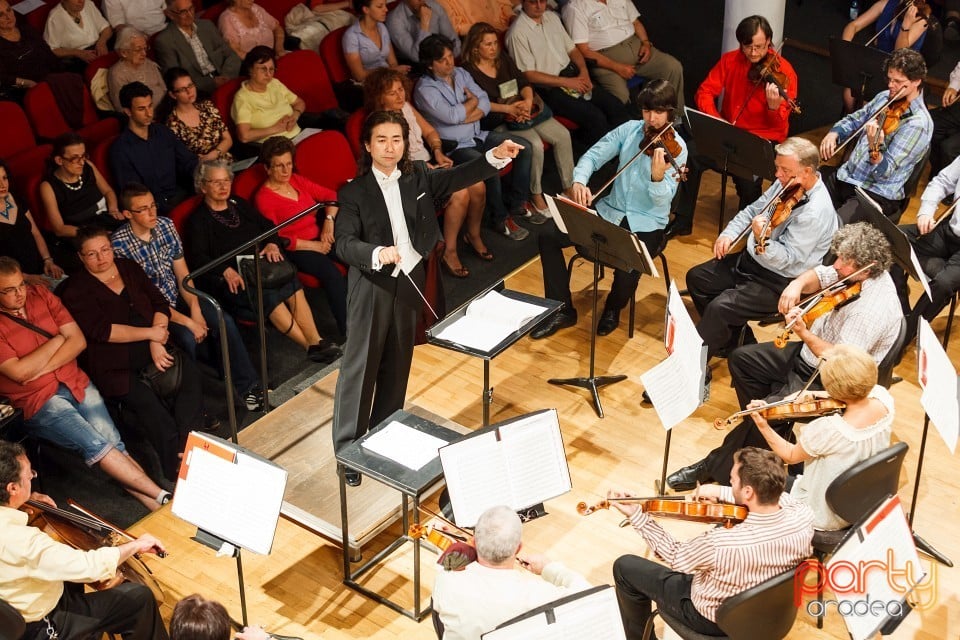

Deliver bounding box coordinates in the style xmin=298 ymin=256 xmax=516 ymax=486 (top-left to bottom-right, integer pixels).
xmin=440 ymin=254 xmax=469 ymax=278
xmin=462 ymin=234 xmax=494 ymax=261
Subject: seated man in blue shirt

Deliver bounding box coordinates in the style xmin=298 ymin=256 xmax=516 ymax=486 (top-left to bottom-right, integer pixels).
xmin=385 ymin=0 xmax=460 ymax=64
xmin=111 ymin=183 xmax=263 ymax=412
xmin=110 ymin=81 xmax=199 ymax=216
xmin=532 ymin=79 xmax=687 ymax=339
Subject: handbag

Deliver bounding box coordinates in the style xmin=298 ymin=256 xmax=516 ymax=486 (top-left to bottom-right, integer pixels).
xmin=238 ymin=256 xmax=297 ymax=289
xmin=139 ymin=344 xmax=184 ymax=399
xmin=505 ymin=94 xmax=553 ymax=131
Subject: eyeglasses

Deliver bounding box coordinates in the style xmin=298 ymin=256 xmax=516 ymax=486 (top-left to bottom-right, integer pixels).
xmin=740 ymin=42 xmax=768 ymax=53
xmin=269 ymin=161 xmax=293 ymax=170
xmin=80 ymin=246 xmax=114 ymax=259
xmin=168 ymin=5 xmax=194 ymax=15
xmin=60 ymin=153 xmax=88 ymax=163
xmin=124 ymin=45 xmax=150 ymax=54
xmin=0 ymin=282 xmax=26 ymax=296
xmin=129 ymin=202 xmax=158 ymax=214
xmin=253 ymin=65 xmax=276 ymax=74
xmin=172 ymin=82 xmax=196 ymax=94
xmin=203 ymin=178 xmax=232 ymax=187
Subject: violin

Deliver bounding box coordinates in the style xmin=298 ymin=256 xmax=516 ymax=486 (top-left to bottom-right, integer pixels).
xmin=21 ymin=499 xmax=165 ymax=603
xmin=755 ymin=183 xmax=806 ymax=255
xmin=641 ymin=124 xmax=688 ymax=182
xmin=775 ymin=281 xmax=862 ymax=347
xmin=714 ymin=395 xmax=846 ymax=429
xmin=869 ymin=97 xmax=910 ymax=163
xmin=576 ymin=496 xmax=747 ymax=529
xmin=747 ymin=53 xmax=801 ymax=115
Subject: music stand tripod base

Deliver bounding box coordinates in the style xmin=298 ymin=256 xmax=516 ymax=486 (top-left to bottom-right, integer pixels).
xmin=547 ymin=373 xmax=627 ymax=418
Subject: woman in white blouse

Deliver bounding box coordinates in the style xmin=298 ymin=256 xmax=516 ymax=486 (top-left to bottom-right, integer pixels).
xmin=43 ymin=0 xmax=111 ymax=65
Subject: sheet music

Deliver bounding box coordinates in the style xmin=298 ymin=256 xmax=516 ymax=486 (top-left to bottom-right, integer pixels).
xmin=360 ymin=420 xmax=448 ymax=470
xmin=483 ymin=586 xmax=625 ymax=640
xmin=917 ymin=320 xmax=959 ymax=453
xmin=434 ymin=290 xmax=548 ymax=352
xmin=499 ymin=412 xmax=572 ymax=509
xmin=545 ymin=194 xmax=596 ymax=235
xmin=12 ymin=0 xmax=44 ymax=13
xmin=440 ymin=431 xmax=512 ymax=526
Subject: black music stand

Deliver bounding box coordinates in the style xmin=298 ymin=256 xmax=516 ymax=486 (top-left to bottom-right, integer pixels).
xmin=684 ymin=107 xmax=777 ymax=232
xmin=856 ymin=187 xmax=932 ymax=290
xmin=549 ymin=197 xmax=655 ymax=418
xmin=828 ymin=37 xmax=891 ymax=110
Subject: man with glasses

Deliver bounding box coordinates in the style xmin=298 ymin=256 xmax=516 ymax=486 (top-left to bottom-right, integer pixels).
xmin=670 ymin=15 xmax=798 ymax=238
xmin=154 ymin=0 xmax=240 ymax=96
xmin=819 ymin=48 xmax=932 ymax=224
xmin=110 ymin=81 xmax=198 ymax=215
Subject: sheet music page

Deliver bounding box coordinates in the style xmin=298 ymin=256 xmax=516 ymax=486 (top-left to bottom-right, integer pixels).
xmin=829 ymin=497 xmax=928 ymax=640
xmin=483 ymin=587 xmax=625 ymax=640
xmin=11 ymin=0 xmax=44 ymax=13
xmin=440 ymin=431 xmax=512 ymax=527
xmin=545 ymin=194 xmax=598 ymax=235
xmin=917 ymin=320 xmax=959 ymax=453
xmin=434 ymin=290 xmax=548 ymax=352
xmin=499 ymin=411 xmax=571 ymax=509
xmin=360 ymin=420 xmax=448 ymax=470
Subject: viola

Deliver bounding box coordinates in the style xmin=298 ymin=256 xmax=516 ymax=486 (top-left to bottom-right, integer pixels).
xmin=775 ymin=281 xmax=862 ymax=348
xmin=747 ymin=53 xmax=801 ymax=115
xmin=22 ymin=499 xmax=165 ymax=603
xmin=576 ymin=496 xmax=747 ymax=529
xmin=869 ymin=97 xmax=910 ymax=163
xmin=755 ymin=183 xmax=806 ymax=255
xmin=642 ymin=124 xmax=687 ymax=182
xmin=714 ymin=395 xmax=846 ymax=429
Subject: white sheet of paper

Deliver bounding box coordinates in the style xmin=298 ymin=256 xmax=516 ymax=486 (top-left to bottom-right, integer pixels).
xmin=499 ymin=411 xmax=571 ymax=509
xmin=434 ymin=290 xmax=548 ymax=352
xmin=12 ymin=0 xmax=44 ymax=14
xmin=482 ymin=587 xmax=625 ymax=640
xmin=440 ymin=431 xmax=512 ymax=527
xmin=917 ymin=320 xmax=959 ymax=454
xmin=361 ymin=420 xmax=448 ymax=470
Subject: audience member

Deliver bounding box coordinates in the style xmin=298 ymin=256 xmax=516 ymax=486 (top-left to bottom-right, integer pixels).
xmin=111 ymin=182 xmax=264 ymax=412
xmin=415 ymin=34 xmax=535 ymax=241
xmin=218 ymin=0 xmax=286 ymax=59
xmin=154 ymin=0 xmax=241 ymax=96
xmin=169 ymin=594 xmax=268 ymax=640
xmin=232 ymin=47 xmax=319 ymax=144
xmin=184 ymin=159 xmax=342 ymax=364
xmin=343 ymin=0 xmax=410 ymax=83
xmin=253 ymin=136 xmax=347 ymax=335
xmin=43 ymin=0 xmax=111 ymax=70
xmin=365 ymin=67 xmax=487 ymax=277
xmin=59 ymin=226 xmax=207 ymax=482
xmin=110 ymin=81 xmax=199 ymax=214
xmin=108 ymin=28 xmax=165 ymax=111
xmin=0 ymin=160 xmax=65 ymax=283
xmin=0 ymin=0 xmax=61 ymax=97
xmin=39 ymin=132 xmax=123 ymax=272
xmin=0 ymin=257 xmax=170 ymax=511
xmin=103 ymin=0 xmax=166 ymax=36
xmin=561 ymin=0 xmax=684 ymax=110
xmin=463 ymin=22 xmax=575 ymax=218
xmin=506 ymin=0 xmax=631 ymax=148
xmin=385 ymin=0 xmax=460 ymax=63
xmin=434 ymin=0 xmax=516 ymax=35
xmin=0 ymin=440 xmax=169 ymax=639
xmin=433 ymin=505 xmax=591 ymax=640
xmin=163 ymin=67 xmax=234 ymax=162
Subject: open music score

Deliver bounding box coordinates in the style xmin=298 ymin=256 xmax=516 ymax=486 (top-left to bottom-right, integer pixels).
xmin=433 ymin=289 xmax=550 ymax=353
xmin=482 ymin=585 xmax=626 ymax=640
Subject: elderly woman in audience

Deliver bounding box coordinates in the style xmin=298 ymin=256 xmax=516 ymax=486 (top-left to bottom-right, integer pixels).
xmin=164 ymin=67 xmax=234 ymax=162
xmin=0 ymin=160 xmax=64 ymax=284
xmin=0 ymin=0 xmax=61 ymax=97
xmin=39 ymin=132 xmax=122 ymax=272
xmin=218 ymin=0 xmax=286 ymax=59
xmin=365 ymin=67 xmax=489 ymax=276
xmin=415 ymin=34 xmax=534 ymax=241
xmin=59 ymin=226 xmax=207 ymax=482
xmin=253 ymin=136 xmax=347 ymax=335
xmin=463 ymin=22 xmax=574 ymax=217
xmin=108 ymin=28 xmax=165 ymax=111
xmin=42 ymin=0 xmax=111 ymax=68
xmin=343 ymin=0 xmax=409 ymax=83
xmin=232 ymin=46 xmax=319 ymax=145
xmin=184 ymin=159 xmax=342 ymax=363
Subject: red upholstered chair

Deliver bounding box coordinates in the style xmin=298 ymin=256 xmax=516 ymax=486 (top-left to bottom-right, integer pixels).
xmin=22 ymin=82 xmax=120 ymax=144
xmin=5 ymin=145 xmax=52 ymax=207
xmin=275 ymin=50 xmax=339 ymax=113
xmin=18 ymin=173 xmax=47 ymax=233
xmin=0 ymin=102 xmax=39 ymax=160
xmin=258 ymin=0 xmax=302 ymax=22
xmin=232 ymin=164 xmax=267 ymax=201
xmin=89 ymin=133 xmax=119 ymax=187
xmin=210 ymin=77 xmax=244 ymax=140
xmin=24 ymin=0 xmax=54 ymax=31
xmin=318 ymin=26 xmax=351 ymax=85
xmin=169 ymin=194 xmax=203 ymax=235
xmin=344 ymin=107 xmax=366 ymax=159
xmin=294 ymin=130 xmax=356 ymax=191
xmin=200 ymin=1 xmax=227 ymax=22
xmin=83 ymin=52 xmax=120 ymax=87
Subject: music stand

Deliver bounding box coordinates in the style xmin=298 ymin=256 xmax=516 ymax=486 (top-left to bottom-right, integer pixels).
xmin=828 ymin=37 xmax=891 ymax=110
xmin=550 ymin=196 xmax=655 ymax=418
xmin=684 ymin=107 xmax=777 ymax=232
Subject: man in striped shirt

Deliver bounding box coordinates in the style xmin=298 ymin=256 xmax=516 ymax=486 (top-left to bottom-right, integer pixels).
xmin=611 ymin=448 xmax=813 ymax=638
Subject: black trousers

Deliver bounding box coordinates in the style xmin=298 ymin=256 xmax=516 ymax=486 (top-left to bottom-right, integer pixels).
xmin=613 ymin=555 xmax=724 ymax=639
xmin=698 ymin=341 xmax=820 ymax=481
xmin=821 ymin=167 xmax=902 ymax=224
xmin=538 ymin=85 xmax=632 ymax=148
xmin=538 ymin=219 xmax=664 ymax=314
xmin=686 ymin=252 xmax=790 ymax=359
xmin=22 ymin=582 xmax=168 ymax=640
xmin=891 ymin=222 xmax=960 ymax=340
xmin=931 ymin=101 xmax=960 ymax=177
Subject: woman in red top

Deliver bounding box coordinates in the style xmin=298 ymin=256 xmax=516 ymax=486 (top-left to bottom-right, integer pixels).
xmin=253 ymin=136 xmax=348 ymax=336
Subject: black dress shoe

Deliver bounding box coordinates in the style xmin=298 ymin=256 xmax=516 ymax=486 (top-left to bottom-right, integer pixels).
xmin=344 ymin=469 xmax=362 ymax=486
xmin=531 ymin=312 xmax=577 ymax=339
xmin=596 ymin=309 xmax=620 ymax=336
xmin=667 ymin=460 xmax=709 ymax=492
xmin=664 ymin=219 xmax=693 ymax=240
xmin=308 ymin=340 xmax=342 ymax=364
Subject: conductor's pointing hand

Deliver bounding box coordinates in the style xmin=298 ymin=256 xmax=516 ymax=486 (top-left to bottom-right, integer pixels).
xmin=491 ymin=139 xmax=525 ymax=160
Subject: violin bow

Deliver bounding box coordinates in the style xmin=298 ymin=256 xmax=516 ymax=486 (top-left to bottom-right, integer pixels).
xmin=729 ymin=177 xmax=796 ymax=250
xmin=417 ymin=505 xmax=471 ymax=541
xmin=865 ymin=0 xmax=927 ymax=48
xmin=67 ymin=499 xmax=168 ymax=559
xmin=828 ymin=88 xmax=906 ymax=161
xmin=592 ymin=122 xmax=677 ymax=202
xmin=783 ymin=261 xmax=876 ymax=330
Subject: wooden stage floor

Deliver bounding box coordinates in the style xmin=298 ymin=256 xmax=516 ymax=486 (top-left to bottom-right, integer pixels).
xmin=131 ymin=165 xmax=960 ymax=639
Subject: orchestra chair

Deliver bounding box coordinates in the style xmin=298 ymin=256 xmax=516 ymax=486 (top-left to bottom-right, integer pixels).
xmin=807 ymin=441 xmax=909 ymax=628
xmin=641 ymin=567 xmax=800 ymax=640
xmin=0 ymin=598 xmax=25 ymax=640
xmin=876 ymin=316 xmax=908 ymax=389
xmin=940 ymin=292 xmax=959 ymax=348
